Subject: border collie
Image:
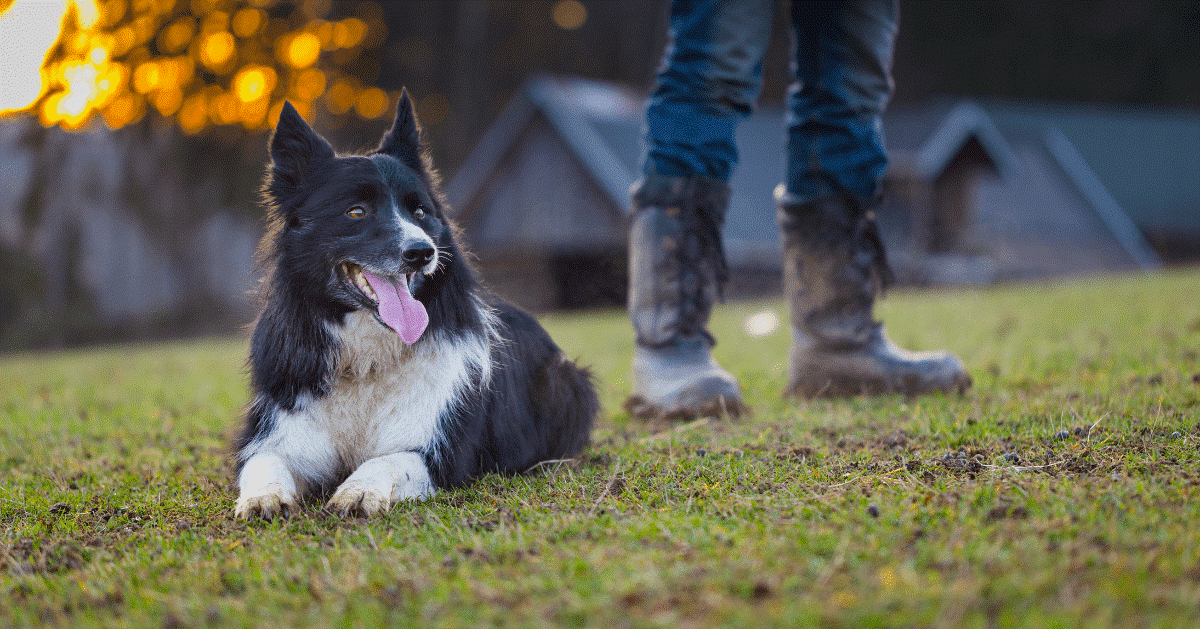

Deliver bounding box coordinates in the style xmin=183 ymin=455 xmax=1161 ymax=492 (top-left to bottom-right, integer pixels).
xmin=234 ymin=92 xmax=597 ymax=519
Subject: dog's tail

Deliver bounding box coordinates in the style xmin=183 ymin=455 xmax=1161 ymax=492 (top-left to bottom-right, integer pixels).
xmin=539 ymin=351 xmax=599 ymax=459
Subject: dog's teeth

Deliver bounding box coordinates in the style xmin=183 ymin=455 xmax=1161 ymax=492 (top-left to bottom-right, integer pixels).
xmin=346 ymin=265 xmax=378 ymax=302
xmin=359 ymin=278 xmax=376 ymax=300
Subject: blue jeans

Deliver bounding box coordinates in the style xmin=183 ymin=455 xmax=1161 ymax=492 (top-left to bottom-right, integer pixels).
xmin=641 ymin=0 xmax=898 ymax=209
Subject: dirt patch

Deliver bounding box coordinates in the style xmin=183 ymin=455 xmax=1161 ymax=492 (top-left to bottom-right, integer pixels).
xmin=984 ymin=504 xmax=1030 ymax=523
xmin=4 ymin=539 xmax=91 ymax=576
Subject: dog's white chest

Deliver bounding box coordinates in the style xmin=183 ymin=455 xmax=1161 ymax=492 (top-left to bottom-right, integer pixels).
xmin=313 ymin=350 xmax=449 ymax=464
xmin=256 ymin=312 xmax=490 ymax=481
xmin=323 ymin=312 xmax=486 ymax=464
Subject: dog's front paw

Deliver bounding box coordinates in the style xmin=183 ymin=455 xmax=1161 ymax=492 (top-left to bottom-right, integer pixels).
xmin=326 ymin=452 xmax=435 ymax=517
xmin=326 ymin=483 xmax=391 ymax=517
xmin=235 ymin=487 xmax=298 ymax=520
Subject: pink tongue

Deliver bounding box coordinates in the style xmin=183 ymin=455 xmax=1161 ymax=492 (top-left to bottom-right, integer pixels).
xmin=363 ymin=271 xmax=428 ymax=345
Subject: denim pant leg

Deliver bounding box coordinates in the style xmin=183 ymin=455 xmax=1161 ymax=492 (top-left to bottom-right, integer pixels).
xmin=780 ymin=0 xmax=898 ymax=209
xmin=641 ymin=0 xmax=775 ymax=182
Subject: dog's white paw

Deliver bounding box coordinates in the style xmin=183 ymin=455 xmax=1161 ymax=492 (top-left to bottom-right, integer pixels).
xmin=235 ymin=452 xmax=300 ymax=520
xmin=394 ymin=477 xmax=435 ymax=503
xmin=326 ymin=452 xmax=434 ymax=517
xmin=326 ymin=482 xmax=392 ymax=517
xmin=235 ymin=486 xmax=298 ymax=520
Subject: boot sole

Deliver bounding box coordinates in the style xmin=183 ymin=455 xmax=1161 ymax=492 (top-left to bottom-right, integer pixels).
xmin=623 ymin=394 xmax=749 ymax=422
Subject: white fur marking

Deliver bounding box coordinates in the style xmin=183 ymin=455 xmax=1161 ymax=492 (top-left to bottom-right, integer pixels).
xmin=393 ymin=203 xmax=440 ymax=274
xmin=322 ymin=310 xmax=492 ymax=466
xmin=326 ymin=452 xmax=433 ymax=515
xmin=396 ymin=209 xmax=432 ymax=244
xmin=235 ymin=452 xmax=299 ymax=519
xmin=239 ymin=309 xmax=493 ymax=513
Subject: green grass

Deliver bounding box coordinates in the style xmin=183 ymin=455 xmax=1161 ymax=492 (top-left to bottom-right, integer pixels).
xmin=2 ymin=269 xmax=1199 ymax=628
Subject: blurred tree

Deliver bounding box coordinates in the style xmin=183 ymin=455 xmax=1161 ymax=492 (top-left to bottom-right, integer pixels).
xmin=0 ymin=0 xmax=395 ymax=134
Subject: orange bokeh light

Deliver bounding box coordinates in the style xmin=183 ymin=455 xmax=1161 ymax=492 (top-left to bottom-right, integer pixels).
xmin=332 ymin=17 xmax=367 ymax=49
xmin=355 ymin=87 xmax=389 ymax=119
xmin=198 ymin=30 xmax=235 ymax=70
xmin=552 ymin=0 xmax=587 ymax=31
xmin=201 ymin=10 xmax=230 ymax=35
xmin=293 ymin=67 xmax=326 ymax=102
xmin=231 ymin=7 xmax=263 ymax=38
xmin=133 ymin=60 xmax=163 ymax=93
xmin=325 ymin=78 xmax=357 ymax=115
xmin=284 ymin=31 xmax=321 ymax=68
xmin=238 ymin=95 xmax=269 ymax=126
xmin=152 ymin=86 xmax=184 ymax=116
xmin=158 ymin=17 xmax=194 ymax=54
xmin=233 ymin=65 xmax=275 ymax=102
xmin=2 ymin=0 xmax=391 ymax=133
xmin=209 ymin=91 xmax=240 ymax=125
xmin=1 ymin=0 xmax=96 ymax=115
xmin=102 ymin=92 xmax=144 ymax=129
xmin=177 ymin=92 xmax=208 ymax=134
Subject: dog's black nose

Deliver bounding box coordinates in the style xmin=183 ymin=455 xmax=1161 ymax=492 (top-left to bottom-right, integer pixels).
xmin=402 ymin=243 xmax=435 ymax=265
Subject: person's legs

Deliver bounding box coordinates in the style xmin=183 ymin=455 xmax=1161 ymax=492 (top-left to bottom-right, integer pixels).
xmin=783 ymin=0 xmax=894 ymax=206
xmin=778 ymin=0 xmax=970 ymax=397
xmin=642 ymin=0 xmax=774 ymax=181
xmin=627 ymin=0 xmax=773 ymax=418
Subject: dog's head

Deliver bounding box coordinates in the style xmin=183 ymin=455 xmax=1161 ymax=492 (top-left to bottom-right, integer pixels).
xmin=263 ymin=90 xmax=453 ymax=345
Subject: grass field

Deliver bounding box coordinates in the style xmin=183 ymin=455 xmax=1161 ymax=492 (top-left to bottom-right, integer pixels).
xmin=2 ymin=269 xmax=1198 ymax=628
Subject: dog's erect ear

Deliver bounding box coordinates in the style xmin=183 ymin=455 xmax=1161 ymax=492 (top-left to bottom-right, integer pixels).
xmin=269 ymin=101 xmax=335 ymax=182
xmin=376 ymin=88 xmax=423 ymax=172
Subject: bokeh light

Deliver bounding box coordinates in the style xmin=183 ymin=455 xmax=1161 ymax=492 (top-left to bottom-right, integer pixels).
xmin=158 ymin=17 xmax=195 ymax=54
xmin=0 ymin=0 xmax=92 ymax=115
xmin=233 ymin=65 xmax=276 ymax=102
xmin=198 ymin=31 xmax=236 ymax=71
xmin=230 ymin=7 xmax=263 ymax=38
xmin=332 ymin=16 xmax=366 ymax=48
xmin=325 ymin=77 xmax=357 ymax=115
xmin=178 ymin=92 xmax=208 ymax=134
xmin=0 ymin=0 xmax=398 ymax=133
xmin=293 ymin=67 xmax=327 ymax=101
xmin=152 ymin=87 xmax=184 ymax=117
xmin=283 ymin=31 xmax=321 ymax=68
xmin=355 ymin=87 xmax=389 ymax=119
xmin=552 ymin=0 xmax=587 ymax=31
xmin=101 ymin=92 xmax=144 ymax=129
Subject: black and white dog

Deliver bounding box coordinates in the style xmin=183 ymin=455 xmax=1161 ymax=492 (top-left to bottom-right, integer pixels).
xmin=234 ymin=92 xmax=597 ymax=519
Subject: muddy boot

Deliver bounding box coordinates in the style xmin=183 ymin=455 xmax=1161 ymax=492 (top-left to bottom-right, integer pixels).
xmin=625 ymin=176 xmax=747 ymax=420
xmin=777 ymin=189 xmax=971 ymax=398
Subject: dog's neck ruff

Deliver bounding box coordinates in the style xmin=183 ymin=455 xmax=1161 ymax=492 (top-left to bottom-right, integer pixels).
xmin=331 ymin=304 xmax=499 ymax=393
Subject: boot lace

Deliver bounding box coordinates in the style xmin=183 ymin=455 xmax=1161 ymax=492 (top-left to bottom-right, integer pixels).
xmin=676 ymin=199 xmax=728 ymax=345
xmin=853 ymin=210 xmax=895 ymax=292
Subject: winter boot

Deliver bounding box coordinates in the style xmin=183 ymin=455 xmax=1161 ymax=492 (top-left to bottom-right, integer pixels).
xmin=777 ymin=189 xmax=971 ymax=398
xmin=625 ymin=176 xmax=747 ymax=420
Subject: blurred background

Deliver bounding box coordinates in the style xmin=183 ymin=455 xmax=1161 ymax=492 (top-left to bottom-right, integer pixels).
xmin=1 ymin=0 xmax=1197 ymax=350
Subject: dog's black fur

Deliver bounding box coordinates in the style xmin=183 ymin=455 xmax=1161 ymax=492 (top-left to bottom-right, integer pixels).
xmin=233 ymin=92 xmax=596 ymax=515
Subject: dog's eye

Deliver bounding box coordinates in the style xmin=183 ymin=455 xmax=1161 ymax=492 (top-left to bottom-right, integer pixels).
xmin=346 ymin=206 xmax=366 ymax=219
xmin=413 ymin=207 xmax=426 ymax=219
